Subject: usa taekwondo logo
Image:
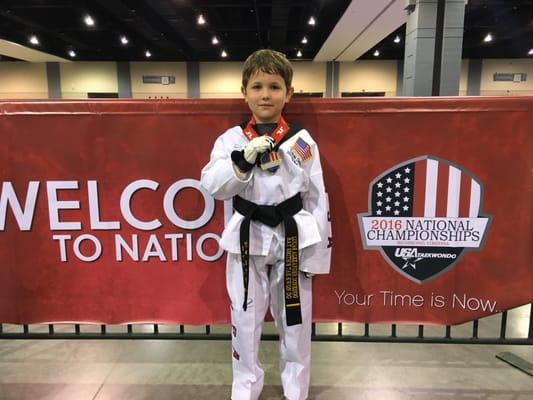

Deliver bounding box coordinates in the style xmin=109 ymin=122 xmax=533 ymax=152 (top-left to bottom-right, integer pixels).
xmin=358 ymin=156 xmax=491 ymax=283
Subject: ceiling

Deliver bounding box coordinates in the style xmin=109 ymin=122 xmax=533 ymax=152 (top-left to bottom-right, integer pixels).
xmin=0 ymin=0 xmax=531 ymax=62
xmin=357 ymin=0 xmax=533 ymax=60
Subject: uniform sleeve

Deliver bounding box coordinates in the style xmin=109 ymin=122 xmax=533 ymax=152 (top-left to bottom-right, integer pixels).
xmin=200 ymin=133 xmax=253 ymax=201
xmin=300 ymin=139 xmax=332 ymax=275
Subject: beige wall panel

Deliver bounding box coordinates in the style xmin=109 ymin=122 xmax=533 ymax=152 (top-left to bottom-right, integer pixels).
xmin=0 ymin=62 xmax=48 ymax=99
xmin=459 ymin=59 xmax=469 ymax=96
xmin=480 ymin=59 xmax=533 ymax=96
xmin=60 ymin=62 xmax=117 ymax=99
xmin=130 ymin=62 xmax=187 ymax=98
xmin=200 ymin=62 xmax=243 ymax=98
xmin=339 ymin=60 xmax=398 ymax=96
xmin=291 ymin=62 xmax=327 ymax=94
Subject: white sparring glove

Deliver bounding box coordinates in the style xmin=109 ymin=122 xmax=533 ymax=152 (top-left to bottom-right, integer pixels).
xmin=243 ymin=136 xmax=274 ymax=164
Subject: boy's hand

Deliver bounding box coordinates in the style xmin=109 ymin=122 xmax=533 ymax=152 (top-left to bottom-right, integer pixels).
xmin=243 ymin=136 xmax=274 ymax=163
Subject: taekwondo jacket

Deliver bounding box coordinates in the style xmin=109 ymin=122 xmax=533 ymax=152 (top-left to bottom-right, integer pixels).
xmin=200 ymin=124 xmax=332 ymax=275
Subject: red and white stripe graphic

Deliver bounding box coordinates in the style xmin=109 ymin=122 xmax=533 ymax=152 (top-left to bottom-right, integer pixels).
xmin=413 ymin=158 xmax=481 ymax=218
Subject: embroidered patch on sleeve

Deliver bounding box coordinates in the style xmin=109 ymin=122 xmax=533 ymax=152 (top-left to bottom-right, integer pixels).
xmin=290 ymin=137 xmax=313 ymax=164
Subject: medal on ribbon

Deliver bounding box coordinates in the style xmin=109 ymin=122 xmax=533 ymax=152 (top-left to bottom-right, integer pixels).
xmin=259 ymin=150 xmax=282 ymax=173
xmin=242 ymin=116 xmax=290 ymax=174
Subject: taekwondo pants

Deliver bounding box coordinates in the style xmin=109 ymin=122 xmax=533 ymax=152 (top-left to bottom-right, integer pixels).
xmin=226 ymin=237 xmax=312 ymax=400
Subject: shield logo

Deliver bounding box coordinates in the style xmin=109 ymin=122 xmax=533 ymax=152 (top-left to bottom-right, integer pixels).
xmin=358 ymin=156 xmax=491 ymax=283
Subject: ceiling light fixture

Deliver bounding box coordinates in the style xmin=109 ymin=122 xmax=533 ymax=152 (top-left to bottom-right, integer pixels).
xmin=373 ymin=49 xmax=380 ymax=57
xmin=483 ymin=33 xmax=493 ymax=43
xmin=297 ymin=50 xmax=302 ymax=57
xmin=221 ymin=50 xmax=227 ymax=58
xmin=528 ymin=48 xmax=533 ymax=56
xmin=394 ymin=35 xmax=401 ymax=43
xmin=308 ymin=16 xmax=316 ymax=26
xmin=197 ymin=14 xmax=206 ymax=25
xmin=301 ymin=37 xmax=308 ymax=44
xmin=120 ymin=35 xmax=129 ymax=45
xmin=145 ymin=50 xmax=152 ymax=58
xmin=212 ymin=36 xmax=219 ymax=45
xmin=29 ymin=35 xmax=39 ymax=45
xmin=84 ymin=15 xmax=95 ymax=26
xmin=68 ymin=50 xmax=76 ymax=58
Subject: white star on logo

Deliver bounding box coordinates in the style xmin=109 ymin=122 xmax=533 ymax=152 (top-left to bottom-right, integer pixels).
xmin=403 ymin=187 xmax=410 ymax=193
xmin=376 ymin=209 xmax=382 ymax=215
xmin=394 ymin=201 xmax=400 ymax=207
xmin=376 ymin=201 xmax=383 ymax=207
xmin=386 ymin=197 xmax=392 ymax=202
xmin=377 ymin=191 xmax=383 ymax=197
xmin=394 ymin=210 xmax=400 ymax=215
xmin=403 ymin=196 xmax=409 ymax=202
xmin=395 ymin=192 xmax=401 ymax=197
xmin=385 ymin=205 xmax=391 ymax=211
xmin=395 ymin=182 xmax=401 ymax=188
xmin=386 ymin=177 xmax=392 ymax=183
xmin=386 ymin=187 xmax=392 ymax=193
xmin=404 ymin=178 xmax=411 ymax=183
xmin=395 ymin=173 xmax=401 ymax=179
xmin=404 ymin=167 xmax=411 ymax=173
xmin=401 ymin=257 xmax=423 ymax=270
xmin=403 ymin=205 xmax=409 ymax=211
xmin=377 ymin=182 xmax=383 ymax=188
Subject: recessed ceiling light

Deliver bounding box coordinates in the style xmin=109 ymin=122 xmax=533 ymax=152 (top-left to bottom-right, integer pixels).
xmin=212 ymin=36 xmax=219 ymax=45
xmin=301 ymin=37 xmax=308 ymax=44
xmin=120 ymin=35 xmax=129 ymax=45
xmin=296 ymin=50 xmax=302 ymax=57
xmin=84 ymin=15 xmax=94 ymax=26
xmin=68 ymin=50 xmax=76 ymax=58
xmin=308 ymin=16 xmax=316 ymax=26
xmin=145 ymin=50 xmax=152 ymax=58
xmin=197 ymin=14 xmax=206 ymax=25
xmin=529 ymin=48 xmax=533 ymax=56
xmin=221 ymin=49 xmax=227 ymax=58
xmin=394 ymin=35 xmax=401 ymax=43
xmin=29 ymin=35 xmax=39 ymax=45
xmin=373 ymin=49 xmax=380 ymax=57
xmin=483 ymin=33 xmax=493 ymax=43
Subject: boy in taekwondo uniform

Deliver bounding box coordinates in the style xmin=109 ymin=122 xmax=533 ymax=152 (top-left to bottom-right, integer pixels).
xmin=200 ymin=49 xmax=331 ymax=400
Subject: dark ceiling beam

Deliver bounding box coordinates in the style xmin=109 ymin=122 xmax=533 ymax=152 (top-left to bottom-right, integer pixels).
xmin=197 ymin=2 xmax=309 ymax=7
xmin=270 ymin=0 xmax=290 ymax=48
xmin=89 ymin=0 xmax=192 ymax=58
xmin=253 ymin=0 xmax=263 ymax=47
xmin=120 ymin=0 xmax=196 ymax=59
xmin=206 ymin=26 xmax=303 ymax=32
xmin=0 ymin=0 xmax=72 ymax=8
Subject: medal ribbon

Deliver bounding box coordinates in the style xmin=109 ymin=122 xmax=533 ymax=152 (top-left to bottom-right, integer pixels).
xmin=242 ymin=116 xmax=289 ymax=147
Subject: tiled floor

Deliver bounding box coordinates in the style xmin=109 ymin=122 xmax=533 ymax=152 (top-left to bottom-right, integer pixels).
xmin=0 ymin=305 xmax=531 ymax=400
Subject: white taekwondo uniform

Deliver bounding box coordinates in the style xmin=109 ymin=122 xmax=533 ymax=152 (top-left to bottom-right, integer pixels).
xmin=200 ymin=122 xmax=331 ymax=400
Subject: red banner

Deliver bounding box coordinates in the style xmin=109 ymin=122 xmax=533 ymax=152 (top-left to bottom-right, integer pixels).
xmin=0 ymin=98 xmax=531 ymax=325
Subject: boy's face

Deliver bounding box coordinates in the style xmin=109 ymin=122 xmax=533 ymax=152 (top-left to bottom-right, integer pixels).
xmin=241 ymin=71 xmax=294 ymax=124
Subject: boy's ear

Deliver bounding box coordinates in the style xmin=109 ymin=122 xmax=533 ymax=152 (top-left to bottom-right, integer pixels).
xmin=241 ymin=86 xmax=247 ymax=100
xmin=286 ymin=86 xmax=294 ymax=101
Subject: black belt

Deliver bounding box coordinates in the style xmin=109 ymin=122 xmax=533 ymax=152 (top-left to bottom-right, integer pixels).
xmin=233 ymin=193 xmax=303 ymax=326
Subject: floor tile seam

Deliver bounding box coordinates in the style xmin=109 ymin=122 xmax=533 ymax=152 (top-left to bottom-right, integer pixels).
xmin=91 ymin=355 xmax=124 ymax=400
